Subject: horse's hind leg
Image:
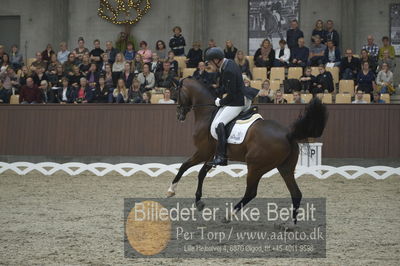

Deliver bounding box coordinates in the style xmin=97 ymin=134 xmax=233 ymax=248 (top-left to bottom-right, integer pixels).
xmin=195 ymin=161 xmax=213 ymax=211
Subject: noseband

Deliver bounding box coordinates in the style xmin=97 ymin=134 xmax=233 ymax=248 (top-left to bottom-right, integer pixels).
xmin=177 ymin=78 xmax=215 ymax=111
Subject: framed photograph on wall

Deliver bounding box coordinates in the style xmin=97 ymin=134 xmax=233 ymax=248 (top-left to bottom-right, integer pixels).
xmin=248 ymin=0 xmax=300 ymax=55
xmin=390 ymin=3 xmax=400 ymax=56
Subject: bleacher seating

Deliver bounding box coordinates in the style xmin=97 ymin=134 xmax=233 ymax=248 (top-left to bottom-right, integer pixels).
xmin=335 ymin=93 xmax=352 ymax=104
xmin=270 ymin=67 xmax=285 ymax=84
xmin=182 ymin=68 xmax=196 ymax=78
xmin=317 ymin=93 xmax=333 ymax=104
xmin=301 ymin=93 xmax=313 ymax=103
xmin=311 ymin=67 xmax=320 ymax=77
xmin=363 ymin=94 xmax=371 ymax=103
xmin=326 ymin=67 xmax=340 ymax=84
xmin=381 ymin=94 xmax=390 ymax=103
xmin=252 ymin=67 xmax=268 ymax=80
xmin=246 ymin=56 xmax=254 ymax=71
xmin=174 ymin=56 xmax=187 ymax=76
xmin=250 ymin=80 xmax=262 ymax=90
xmin=339 ymin=80 xmax=355 ymax=96
xmin=287 ymin=67 xmax=303 ymax=80
xmin=150 ymin=94 xmax=164 ymax=104
xmin=270 ymin=80 xmax=281 ymax=91
xmin=283 ymin=94 xmax=294 ymax=103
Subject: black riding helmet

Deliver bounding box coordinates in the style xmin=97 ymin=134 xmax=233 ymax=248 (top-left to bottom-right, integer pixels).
xmin=205 ymin=47 xmax=225 ymax=63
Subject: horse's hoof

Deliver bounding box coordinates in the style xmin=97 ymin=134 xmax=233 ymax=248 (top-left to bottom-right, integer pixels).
xmin=221 ymin=217 xmax=231 ymax=224
xmin=166 ymin=191 xmax=175 ymax=198
xmin=196 ymin=200 xmax=205 ymax=211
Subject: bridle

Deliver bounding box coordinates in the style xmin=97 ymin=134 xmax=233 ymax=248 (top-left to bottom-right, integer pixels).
xmin=177 ymin=78 xmax=215 ymax=111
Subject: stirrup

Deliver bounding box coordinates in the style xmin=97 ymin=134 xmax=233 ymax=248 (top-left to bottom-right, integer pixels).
xmin=207 ymin=155 xmax=228 ymax=167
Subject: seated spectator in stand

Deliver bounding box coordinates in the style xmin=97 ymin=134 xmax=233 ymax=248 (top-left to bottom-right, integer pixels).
xmin=289 ymin=37 xmax=309 ymax=67
xmin=378 ymin=36 xmax=395 ymax=60
xmin=315 ymin=64 xmax=334 ymax=93
xmin=0 ymin=54 xmax=10 ymax=74
xmin=0 ymin=79 xmax=11 ymax=103
xmin=46 ymin=53 xmax=60 ymax=76
xmin=356 ymin=61 xmax=376 ymax=94
xmin=325 ymin=20 xmax=340 ymax=47
xmin=31 ymin=52 xmax=47 ymax=71
xmin=105 ymin=41 xmax=119 ymax=64
xmin=360 ymin=49 xmax=377 ymax=73
xmin=362 ymin=35 xmax=379 ymax=63
xmin=41 ymin=44 xmax=55 ymax=63
xmin=18 ymin=65 xmax=31 ymax=87
xmin=193 ymin=62 xmax=213 ymax=86
xmin=155 ymin=61 xmax=178 ymax=90
xmin=299 ymin=67 xmax=316 ymax=93
xmin=186 ymin=41 xmax=203 ymax=68
xmin=224 ymin=40 xmax=238 ymax=60
xmin=324 ymin=40 xmax=341 ymax=67
xmin=133 ymin=53 xmax=144 ymax=75
xmin=63 ymin=53 xmax=78 ymax=76
xmin=273 ymin=39 xmax=290 ymax=67
xmin=169 ymin=26 xmax=186 ymax=56
xmin=57 ymin=42 xmax=70 ymax=64
xmin=10 ymin=45 xmax=23 ymax=70
xmin=74 ymin=77 xmax=94 ymax=103
xmin=158 ymin=88 xmax=175 ymax=104
xmin=203 ymin=39 xmax=217 ymax=58
xmin=137 ymin=64 xmax=155 ymax=91
xmin=112 ymin=78 xmax=128 ymax=103
xmin=150 ymin=53 xmax=163 ymax=73
xmin=155 ymin=40 xmax=168 ymax=62
xmin=254 ymin=39 xmax=275 ymax=69
xmin=90 ymin=39 xmax=105 ymax=68
xmin=352 ymin=90 xmax=367 ymax=104
xmin=103 ymin=64 xmax=114 ymax=89
xmin=0 ymin=66 xmax=19 ymax=92
xmin=19 ymin=77 xmax=42 ymax=104
xmin=86 ymin=63 xmax=100 ymax=89
xmin=98 ymin=53 xmax=108 ymax=72
xmin=112 ymin=53 xmax=126 ymax=81
xmin=74 ymin=37 xmax=89 ymax=63
xmin=142 ymin=91 xmax=151 ymax=104
xmin=137 ymin=41 xmax=152 ymax=63
xmin=309 ymin=35 xmax=326 ymax=66
xmin=293 ymin=91 xmax=305 ymax=104
xmin=124 ymin=42 xmax=135 ymax=63
xmin=166 ymin=51 xmax=179 ymax=76
xmin=39 ymin=80 xmax=53 ymax=103
xmin=68 ymin=65 xmax=83 ymax=90
xmin=340 ymin=49 xmax=360 ymax=80
xmin=274 ymin=90 xmax=287 ymax=104
xmin=257 ymin=79 xmax=274 ymax=103
xmin=120 ymin=62 xmax=134 ymax=89
xmin=372 ymin=92 xmax=385 ymax=104
xmin=49 ymin=64 xmax=64 ymax=87
xmin=235 ymin=50 xmax=252 ymax=79
xmin=378 ymin=50 xmax=396 ymax=72
xmin=56 ymin=77 xmax=75 ymax=103
xmin=95 ymin=76 xmax=111 ymax=103
xmin=311 ymin=20 xmax=327 ymax=44
xmin=286 ymin=19 xmax=304 ymax=51
xmin=376 ymin=63 xmax=394 ymax=94
xmin=79 ymin=54 xmax=91 ymax=75
xmin=32 ymin=66 xmax=49 ymax=86
xmin=128 ymin=78 xmax=143 ymax=103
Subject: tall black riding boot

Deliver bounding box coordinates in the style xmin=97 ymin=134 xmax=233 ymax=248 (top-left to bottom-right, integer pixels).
xmin=208 ymin=122 xmax=228 ymax=166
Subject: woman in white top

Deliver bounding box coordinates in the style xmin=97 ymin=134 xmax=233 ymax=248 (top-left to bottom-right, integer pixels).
xmin=137 ymin=64 xmax=155 ymax=91
xmin=376 ymin=62 xmax=394 ymax=94
xmin=112 ymin=53 xmax=126 ymax=73
xmin=273 ymin=39 xmax=290 ymax=67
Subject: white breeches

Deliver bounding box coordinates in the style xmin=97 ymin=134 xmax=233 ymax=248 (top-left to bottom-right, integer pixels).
xmin=211 ymin=97 xmax=252 ymax=136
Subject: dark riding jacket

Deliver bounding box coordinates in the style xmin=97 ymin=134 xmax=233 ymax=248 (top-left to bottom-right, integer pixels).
xmin=219 ymin=59 xmax=258 ymax=106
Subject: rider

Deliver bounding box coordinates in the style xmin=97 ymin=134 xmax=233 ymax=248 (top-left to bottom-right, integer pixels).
xmin=205 ymin=47 xmax=259 ymax=166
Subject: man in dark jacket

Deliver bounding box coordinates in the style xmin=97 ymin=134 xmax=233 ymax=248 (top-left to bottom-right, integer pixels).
xmin=286 ymin=19 xmax=304 ymax=50
xmin=340 ymin=49 xmax=361 ymax=80
xmin=169 ymin=26 xmax=186 ymax=56
xmin=206 ymin=47 xmax=259 ymax=166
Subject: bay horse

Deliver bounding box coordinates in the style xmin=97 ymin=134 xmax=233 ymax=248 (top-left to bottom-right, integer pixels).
xmin=168 ymin=78 xmax=328 ymax=223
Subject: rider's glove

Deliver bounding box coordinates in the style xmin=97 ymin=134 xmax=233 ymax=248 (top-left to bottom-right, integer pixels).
xmin=215 ymin=98 xmax=221 ymax=107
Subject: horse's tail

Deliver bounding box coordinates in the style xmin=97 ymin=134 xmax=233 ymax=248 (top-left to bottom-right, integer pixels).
xmin=287 ymin=97 xmax=328 ymax=142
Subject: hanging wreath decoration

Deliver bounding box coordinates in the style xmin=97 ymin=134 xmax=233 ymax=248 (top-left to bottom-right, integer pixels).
xmin=98 ymin=0 xmax=151 ymax=25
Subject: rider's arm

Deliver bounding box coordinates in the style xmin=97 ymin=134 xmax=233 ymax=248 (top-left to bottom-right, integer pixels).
xmin=218 ymin=71 xmax=235 ymax=106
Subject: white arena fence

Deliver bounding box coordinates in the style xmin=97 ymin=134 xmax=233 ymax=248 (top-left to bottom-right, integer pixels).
xmin=0 ymin=162 xmax=399 ymax=180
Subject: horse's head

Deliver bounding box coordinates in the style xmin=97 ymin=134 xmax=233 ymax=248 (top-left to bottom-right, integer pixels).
xmin=176 ymin=79 xmax=192 ymax=122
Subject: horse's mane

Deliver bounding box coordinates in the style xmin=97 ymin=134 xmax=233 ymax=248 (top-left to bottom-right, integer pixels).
xmin=183 ymin=77 xmax=217 ymax=99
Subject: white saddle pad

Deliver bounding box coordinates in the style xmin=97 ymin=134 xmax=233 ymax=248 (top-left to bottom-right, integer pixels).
xmin=211 ymin=114 xmax=263 ymax=144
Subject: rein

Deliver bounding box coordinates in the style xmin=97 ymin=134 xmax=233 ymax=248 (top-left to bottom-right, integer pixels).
xmin=177 ymin=78 xmax=215 ymax=110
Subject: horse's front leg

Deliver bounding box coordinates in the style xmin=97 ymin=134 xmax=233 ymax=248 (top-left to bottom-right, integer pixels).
xmin=195 ymin=162 xmax=213 ymax=211
xmin=167 ymin=151 xmax=204 ymax=197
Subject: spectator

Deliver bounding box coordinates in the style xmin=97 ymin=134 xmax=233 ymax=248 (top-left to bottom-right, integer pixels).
xmin=325 ymin=20 xmax=340 ymax=47
xmin=315 ymin=64 xmax=334 ymax=93
xmin=356 ymin=61 xmax=376 ymax=94
xmin=74 ymin=37 xmax=89 ymax=62
xmin=98 ymin=53 xmax=109 ymax=72
xmin=10 ymin=45 xmax=23 ymax=70
xmin=324 ymin=40 xmax=341 ymax=67
xmin=0 ymin=67 xmax=18 ymax=91
xmin=234 ymin=50 xmax=252 ymax=79
xmin=74 ymin=77 xmax=94 ymax=103
xmin=133 ymin=53 xmax=144 ymax=74
xmin=340 ymin=49 xmax=360 ymax=80
xmin=1 ymin=54 xmax=10 ymax=73
xmin=112 ymin=53 xmax=126 ymax=73
xmin=86 ymin=63 xmax=100 ymax=89
xmin=311 ymin=20 xmax=327 ymax=44
xmin=32 ymin=66 xmax=48 ymax=86
xmin=293 ymin=91 xmax=305 ymax=104
xmin=124 ymin=42 xmax=135 ymax=63
xmin=116 ymin=31 xmax=136 ymax=52
xmin=378 ymin=50 xmax=396 ymax=72
xmin=31 ymin=52 xmax=47 ymax=71
xmin=286 ymin=19 xmax=304 ymax=51
xmin=289 ymin=37 xmax=309 ymax=67
xmin=90 ymin=40 xmax=105 ymax=69
xmin=166 ymin=51 xmax=179 ymax=76
xmin=79 ymin=54 xmax=91 ymax=75
xmin=150 ymin=53 xmax=163 ymax=73
xmin=137 ymin=41 xmax=152 ymax=63
xmin=224 ymin=40 xmax=238 ymax=60
xmin=0 ymin=79 xmax=11 ymax=103
xmin=372 ymin=92 xmax=385 ymax=104
xmin=376 ymin=62 xmax=394 ymax=94
xmin=120 ymin=62 xmax=134 ymax=88
xmin=186 ymin=41 xmax=203 ymax=68
xmin=273 ymin=39 xmax=290 ymax=67
xmin=105 ymin=41 xmax=119 ymax=64
xmin=352 ymin=90 xmax=367 ymax=104
xmin=49 ymin=64 xmax=64 ymax=87
xmin=41 ymin=44 xmax=55 ymax=62
xmin=95 ymin=76 xmax=111 ymax=103
xmin=158 ymin=88 xmax=175 ymax=104
xmin=378 ymin=36 xmax=395 ymax=60
xmin=155 ymin=61 xmax=178 ymax=90
xmin=103 ymin=64 xmax=114 ymax=88
xmin=56 ymin=77 xmax=75 ymax=103
xmin=63 ymin=53 xmax=78 ymax=76
xmin=38 ymin=80 xmax=52 ymax=103
xmin=169 ymin=26 xmax=186 ymax=56
xmin=68 ymin=65 xmax=83 ymax=90
xmin=112 ymin=78 xmax=128 ymax=103
xmin=46 ymin=53 xmax=60 ymax=76
xmin=254 ymin=39 xmax=275 ymax=68
xmin=128 ymin=78 xmax=143 ymax=103
xmin=141 ymin=91 xmax=151 ymax=104
xmin=18 ymin=66 xmax=31 ymax=87
xmin=257 ymin=79 xmax=274 ymax=103
xmin=362 ymin=35 xmax=379 ymax=62
xmin=137 ymin=64 xmax=155 ymax=91
xmin=309 ymin=35 xmax=326 ymax=66
xmin=203 ymin=39 xmax=216 ymax=58
xmin=155 ymin=40 xmax=167 ymax=61
xmin=0 ymin=45 xmax=6 ymax=65
xmin=57 ymin=42 xmax=70 ymax=64
xmin=193 ymin=62 xmax=213 ymax=86
xmin=19 ymin=77 xmax=42 ymax=104
xmin=274 ymin=90 xmax=287 ymax=104
xmin=360 ymin=49 xmax=377 ymax=73
xmin=299 ymin=67 xmax=316 ymax=93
